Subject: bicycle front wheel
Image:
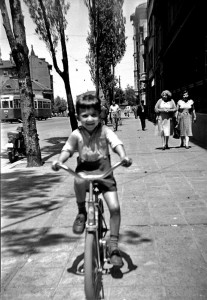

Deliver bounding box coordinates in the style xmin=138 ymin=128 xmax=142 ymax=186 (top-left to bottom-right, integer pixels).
xmin=84 ymin=231 xmax=102 ymax=300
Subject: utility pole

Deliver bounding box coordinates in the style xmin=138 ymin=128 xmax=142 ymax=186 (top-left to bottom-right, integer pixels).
xmin=92 ymin=0 xmax=99 ymax=99
xmin=119 ymin=75 xmax=121 ymax=105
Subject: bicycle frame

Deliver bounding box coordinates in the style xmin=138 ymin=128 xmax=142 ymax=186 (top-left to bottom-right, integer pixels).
xmin=55 ymin=160 xmax=130 ymax=299
xmin=55 ymin=162 xmax=122 ymax=300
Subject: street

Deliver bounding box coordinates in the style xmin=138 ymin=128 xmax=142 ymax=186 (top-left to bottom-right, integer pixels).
xmin=1 ymin=117 xmax=72 ymax=169
xmin=1 ymin=115 xmax=207 ymax=300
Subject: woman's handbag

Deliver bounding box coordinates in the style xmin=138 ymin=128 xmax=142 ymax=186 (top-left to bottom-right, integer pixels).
xmin=173 ymin=126 xmax=180 ymax=139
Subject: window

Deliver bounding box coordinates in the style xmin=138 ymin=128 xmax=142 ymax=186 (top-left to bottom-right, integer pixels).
xmin=43 ymin=101 xmax=51 ymax=108
xmin=2 ymin=101 xmax=9 ymax=108
xmin=38 ymin=101 xmax=42 ymax=108
xmin=14 ymin=99 xmax=21 ymax=108
xmin=10 ymin=101 xmax=13 ymax=108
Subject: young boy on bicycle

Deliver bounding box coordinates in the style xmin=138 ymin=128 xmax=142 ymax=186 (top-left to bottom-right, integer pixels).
xmin=52 ymin=95 xmax=131 ymax=266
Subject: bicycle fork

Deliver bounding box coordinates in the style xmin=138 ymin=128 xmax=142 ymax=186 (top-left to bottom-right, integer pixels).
xmin=86 ymin=181 xmax=102 ymax=272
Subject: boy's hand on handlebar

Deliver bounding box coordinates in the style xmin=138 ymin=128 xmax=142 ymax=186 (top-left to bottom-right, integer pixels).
xmin=121 ymin=157 xmax=132 ymax=167
xmin=52 ymin=160 xmax=61 ymax=171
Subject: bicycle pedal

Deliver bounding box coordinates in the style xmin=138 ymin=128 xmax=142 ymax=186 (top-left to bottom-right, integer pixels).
xmin=103 ymin=261 xmax=113 ymax=270
xmin=102 ymin=268 xmax=109 ymax=274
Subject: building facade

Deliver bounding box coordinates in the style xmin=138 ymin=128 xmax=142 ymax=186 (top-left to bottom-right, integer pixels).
xmin=0 ymin=46 xmax=53 ymax=104
xmin=130 ymin=2 xmax=147 ymax=103
xmin=145 ymin=0 xmax=207 ymax=147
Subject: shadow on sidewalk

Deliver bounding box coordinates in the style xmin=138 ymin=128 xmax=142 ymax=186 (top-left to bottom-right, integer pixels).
xmin=1 ymin=170 xmax=62 ymax=221
xmin=67 ymin=229 xmax=152 ymax=279
xmin=1 ymin=169 xmax=78 ymax=256
xmin=67 ymin=250 xmax=137 ymax=279
xmin=41 ymin=136 xmax=67 ymax=162
xmin=1 ymin=227 xmax=80 ymax=256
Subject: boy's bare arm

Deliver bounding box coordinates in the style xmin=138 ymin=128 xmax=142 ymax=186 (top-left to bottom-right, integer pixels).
xmin=52 ymin=150 xmax=71 ymax=171
xmin=114 ymin=144 xmax=131 ymax=167
xmin=58 ymin=150 xmax=71 ymax=163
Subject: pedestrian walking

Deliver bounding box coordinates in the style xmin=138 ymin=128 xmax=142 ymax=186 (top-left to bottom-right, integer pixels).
xmin=132 ymin=104 xmax=138 ymax=119
xmin=176 ymin=90 xmax=196 ymax=149
xmin=137 ymin=100 xmax=147 ymax=130
xmin=109 ymin=100 xmax=120 ymax=131
xmin=124 ymin=106 xmax=130 ymax=117
xmin=100 ymin=103 xmax=109 ymax=125
xmin=154 ymin=90 xmax=177 ymax=150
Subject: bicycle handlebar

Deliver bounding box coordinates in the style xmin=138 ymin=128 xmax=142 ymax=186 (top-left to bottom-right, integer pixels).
xmin=54 ymin=159 xmax=132 ymax=181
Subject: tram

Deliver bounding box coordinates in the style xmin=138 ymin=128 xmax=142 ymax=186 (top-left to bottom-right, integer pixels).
xmin=0 ymin=94 xmax=52 ymax=122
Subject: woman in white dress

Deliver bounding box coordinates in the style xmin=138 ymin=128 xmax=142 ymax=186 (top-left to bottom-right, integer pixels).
xmin=155 ymin=90 xmax=177 ymax=150
xmin=177 ymin=90 xmax=196 ymax=149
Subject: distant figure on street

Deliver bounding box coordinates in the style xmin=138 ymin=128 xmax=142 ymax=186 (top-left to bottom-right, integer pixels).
xmin=109 ymin=100 xmax=120 ymax=131
xmin=132 ymin=105 xmax=138 ymax=119
xmin=176 ymin=90 xmax=196 ymax=149
xmin=100 ymin=103 xmax=109 ymax=125
xmin=124 ymin=106 xmax=130 ymax=117
xmin=137 ymin=100 xmax=147 ymax=130
xmin=154 ymin=90 xmax=177 ymax=150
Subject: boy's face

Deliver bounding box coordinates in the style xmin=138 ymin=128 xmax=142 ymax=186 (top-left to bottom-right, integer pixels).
xmin=78 ymin=107 xmax=100 ymax=133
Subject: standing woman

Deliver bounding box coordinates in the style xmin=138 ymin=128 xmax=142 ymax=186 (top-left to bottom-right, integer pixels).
xmin=177 ymin=90 xmax=196 ymax=149
xmin=155 ymin=90 xmax=177 ymax=150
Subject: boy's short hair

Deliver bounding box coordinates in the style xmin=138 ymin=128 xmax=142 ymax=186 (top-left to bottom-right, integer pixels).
xmin=76 ymin=94 xmax=101 ymax=115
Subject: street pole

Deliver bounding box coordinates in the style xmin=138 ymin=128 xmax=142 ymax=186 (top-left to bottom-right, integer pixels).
xmin=119 ymin=75 xmax=121 ymax=105
xmin=92 ymin=0 xmax=99 ymax=99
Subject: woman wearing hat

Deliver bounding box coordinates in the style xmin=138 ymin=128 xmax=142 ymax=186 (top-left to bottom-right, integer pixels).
xmin=155 ymin=90 xmax=177 ymax=150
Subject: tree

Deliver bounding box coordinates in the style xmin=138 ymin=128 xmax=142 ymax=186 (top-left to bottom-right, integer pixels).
xmin=85 ymin=0 xmax=126 ymax=104
xmin=0 ymin=0 xmax=42 ymax=167
xmin=114 ymin=87 xmax=125 ymax=105
xmin=24 ymin=0 xmax=78 ymax=131
xmin=53 ymin=96 xmax=67 ymax=114
xmin=125 ymin=85 xmax=136 ymax=106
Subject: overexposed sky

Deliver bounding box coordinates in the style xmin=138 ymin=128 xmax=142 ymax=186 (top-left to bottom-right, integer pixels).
xmin=0 ymin=0 xmax=145 ymax=100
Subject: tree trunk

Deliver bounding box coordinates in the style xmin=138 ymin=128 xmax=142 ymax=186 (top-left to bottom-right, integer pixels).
xmin=1 ymin=0 xmax=42 ymax=167
xmin=63 ymin=75 xmax=78 ymax=131
xmin=17 ymin=57 xmax=42 ymax=167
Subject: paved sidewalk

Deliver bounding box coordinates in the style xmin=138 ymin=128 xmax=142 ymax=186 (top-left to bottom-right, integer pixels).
xmin=1 ymin=116 xmax=207 ymax=300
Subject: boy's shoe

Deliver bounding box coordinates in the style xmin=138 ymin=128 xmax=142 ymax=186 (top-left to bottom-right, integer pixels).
xmin=110 ymin=248 xmax=123 ymax=267
xmin=72 ymin=213 xmax=86 ymax=234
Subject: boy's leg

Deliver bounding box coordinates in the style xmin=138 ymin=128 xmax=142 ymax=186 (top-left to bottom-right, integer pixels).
xmin=73 ymin=178 xmax=87 ymax=234
xmin=103 ymin=190 xmax=123 ymax=267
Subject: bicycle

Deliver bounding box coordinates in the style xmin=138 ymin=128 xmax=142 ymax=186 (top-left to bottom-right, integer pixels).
xmin=54 ymin=159 xmax=132 ymax=300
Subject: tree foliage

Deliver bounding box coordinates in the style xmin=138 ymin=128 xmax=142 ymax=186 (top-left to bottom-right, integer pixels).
xmin=85 ymin=0 xmax=126 ymax=103
xmin=0 ymin=0 xmax=42 ymax=167
xmin=125 ymin=85 xmax=136 ymax=106
xmin=114 ymin=87 xmax=125 ymax=104
xmin=24 ymin=0 xmax=78 ymax=131
xmin=53 ymin=96 xmax=67 ymax=114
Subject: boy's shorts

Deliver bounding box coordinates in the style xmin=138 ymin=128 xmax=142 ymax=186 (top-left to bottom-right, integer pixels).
xmin=75 ymin=156 xmax=117 ymax=192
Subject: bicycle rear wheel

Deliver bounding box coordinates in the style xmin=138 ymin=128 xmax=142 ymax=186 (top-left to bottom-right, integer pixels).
xmin=84 ymin=231 xmax=102 ymax=300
